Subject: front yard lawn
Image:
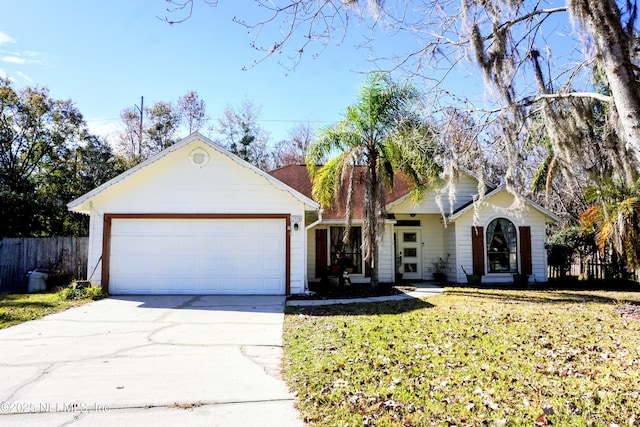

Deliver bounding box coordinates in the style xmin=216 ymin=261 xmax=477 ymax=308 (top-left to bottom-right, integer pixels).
xmin=0 ymin=292 xmax=95 ymax=329
xmin=284 ymin=288 xmax=640 ymax=426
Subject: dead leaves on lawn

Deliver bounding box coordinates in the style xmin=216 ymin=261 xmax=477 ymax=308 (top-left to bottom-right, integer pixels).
xmin=284 ymin=289 xmax=640 ymax=426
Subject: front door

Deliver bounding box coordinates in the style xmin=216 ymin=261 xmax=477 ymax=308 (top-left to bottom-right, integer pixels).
xmin=399 ymin=229 xmax=422 ymax=280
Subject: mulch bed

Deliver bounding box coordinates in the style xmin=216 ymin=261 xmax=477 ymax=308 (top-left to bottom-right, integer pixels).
xmin=287 ymin=282 xmax=416 ymax=300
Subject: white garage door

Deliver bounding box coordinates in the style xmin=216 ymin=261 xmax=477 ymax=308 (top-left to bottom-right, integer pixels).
xmin=108 ymin=218 xmax=286 ymax=295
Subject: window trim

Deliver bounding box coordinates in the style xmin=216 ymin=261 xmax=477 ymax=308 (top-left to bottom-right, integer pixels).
xmin=328 ymin=225 xmax=364 ymax=276
xmin=485 ymin=217 xmax=518 ymax=274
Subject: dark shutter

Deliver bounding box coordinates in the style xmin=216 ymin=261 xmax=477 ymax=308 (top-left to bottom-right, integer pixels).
xmin=472 ymin=226 xmax=485 ymax=275
xmin=315 ymin=229 xmax=327 ymax=277
xmin=519 ymin=226 xmax=532 ymax=275
xmin=365 ymin=258 xmax=372 ymax=277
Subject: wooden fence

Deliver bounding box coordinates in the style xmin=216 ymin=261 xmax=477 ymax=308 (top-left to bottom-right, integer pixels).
xmin=548 ymin=262 xmax=637 ymax=282
xmin=0 ymin=237 xmax=88 ymax=293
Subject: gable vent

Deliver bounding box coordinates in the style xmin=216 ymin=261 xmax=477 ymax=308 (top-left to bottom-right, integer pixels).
xmin=189 ymin=147 xmax=210 ymax=168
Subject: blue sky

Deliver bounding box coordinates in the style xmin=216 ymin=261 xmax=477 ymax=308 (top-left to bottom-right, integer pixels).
xmin=1 ymin=1 xmax=582 ymax=148
xmin=1 ymin=1 xmax=405 ymax=144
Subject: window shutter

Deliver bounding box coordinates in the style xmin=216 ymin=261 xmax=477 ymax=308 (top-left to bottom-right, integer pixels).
xmin=519 ymin=226 xmax=532 ymax=275
xmin=315 ymin=229 xmax=327 ymax=277
xmin=472 ymin=226 xmax=485 ymax=275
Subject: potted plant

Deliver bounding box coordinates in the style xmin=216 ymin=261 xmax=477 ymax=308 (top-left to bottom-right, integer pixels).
xmin=431 ymin=254 xmax=449 ymax=281
xmin=513 ymin=273 xmax=530 ymax=286
xmin=461 ymin=265 xmax=483 ymax=285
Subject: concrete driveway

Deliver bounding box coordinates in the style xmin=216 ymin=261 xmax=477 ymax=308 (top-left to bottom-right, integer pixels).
xmin=0 ymin=295 xmax=305 ymax=427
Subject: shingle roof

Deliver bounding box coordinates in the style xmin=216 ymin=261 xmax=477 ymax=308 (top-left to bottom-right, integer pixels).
xmin=269 ymin=164 xmax=411 ymax=220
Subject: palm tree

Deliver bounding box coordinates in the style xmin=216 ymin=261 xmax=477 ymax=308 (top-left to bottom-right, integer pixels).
xmin=580 ymin=176 xmax=640 ymax=271
xmin=306 ymin=73 xmax=441 ymax=286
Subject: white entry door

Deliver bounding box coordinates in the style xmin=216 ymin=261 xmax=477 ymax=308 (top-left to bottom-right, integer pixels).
xmin=399 ymin=229 xmax=422 ymax=280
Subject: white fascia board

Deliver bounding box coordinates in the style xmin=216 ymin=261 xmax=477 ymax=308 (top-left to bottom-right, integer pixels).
xmin=68 ymin=132 xmax=319 ymax=213
xmin=446 ymin=187 xmax=561 ymax=223
xmin=315 ymin=219 xmax=397 ymax=226
xmin=457 ymin=165 xmax=495 ymax=189
xmin=385 ymin=167 xmax=492 ymax=212
xmin=317 ymin=219 xmax=365 ymax=225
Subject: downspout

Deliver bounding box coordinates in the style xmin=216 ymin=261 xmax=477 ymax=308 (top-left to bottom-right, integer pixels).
xmin=305 ymin=209 xmax=324 ymax=231
xmin=303 ymin=208 xmax=324 ymax=293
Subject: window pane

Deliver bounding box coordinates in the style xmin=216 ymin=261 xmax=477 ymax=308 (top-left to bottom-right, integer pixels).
xmin=488 ymin=253 xmax=511 ymax=272
xmin=396 ymin=220 xmax=421 ymax=227
xmin=404 ymin=248 xmax=417 ymax=257
xmin=403 ymin=233 xmax=417 ymax=242
xmin=404 ymin=263 xmax=418 ymax=273
xmin=486 ymin=218 xmax=517 ymax=273
xmin=329 ymin=226 xmax=362 ymax=274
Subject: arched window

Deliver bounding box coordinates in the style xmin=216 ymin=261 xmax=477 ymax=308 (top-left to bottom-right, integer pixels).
xmin=486 ymin=218 xmax=517 ymax=273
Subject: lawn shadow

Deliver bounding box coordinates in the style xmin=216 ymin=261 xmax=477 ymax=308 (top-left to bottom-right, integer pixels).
xmin=286 ymin=297 xmax=434 ymax=316
xmin=470 ymin=279 xmax=640 ymax=292
xmin=0 ymin=299 xmax=57 ymax=309
xmin=108 ymin=294 xmax=288 ymax=314
xmin=446 ymin=285 xmax=640 ymax=305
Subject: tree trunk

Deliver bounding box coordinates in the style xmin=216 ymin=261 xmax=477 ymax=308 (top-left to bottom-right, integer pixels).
xmin=569 ymin=0 xmax=640 ymax=185
xmin=367 ymin=151 xmax=380 ymax=287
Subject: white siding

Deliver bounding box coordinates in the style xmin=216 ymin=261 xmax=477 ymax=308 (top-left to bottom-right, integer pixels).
xmin=392 ymin=214 xmax=452 ymax=281
xmin=83 ymin=140 xmax=309 ymax=294
xmin=444 ymin=223 xmax=457 ymax=282
xmin=378 ymin=224 xmax=395 ymax=283
xmin=289 ymin=223 xmax=306 ymax=294
xmin=90 ymin=143 xmax=305 ymax=214
xmin=389 ymin=173 xmax=480 ymax=215
xmin=421 ymin=215 xmax=445 ymax=279
xmin=306 ymin=227 xmax=318 ymax=281
xmin=452 ymin=191 xmax=550 ymax=283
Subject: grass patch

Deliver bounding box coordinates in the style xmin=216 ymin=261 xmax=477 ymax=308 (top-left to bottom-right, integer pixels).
xmin=284 ymin=287 xmax=640 ymax=426
xmin=0 ymin=289 xmax=104 ymax=329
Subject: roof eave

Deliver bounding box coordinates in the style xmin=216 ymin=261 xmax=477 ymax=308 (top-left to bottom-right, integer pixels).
xmin=446 ymin=187 xmax=561 ymax=223
xmin=67 ymin=132 xmax=320 ymax=212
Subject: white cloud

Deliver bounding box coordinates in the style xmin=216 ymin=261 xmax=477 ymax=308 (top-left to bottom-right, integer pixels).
xmin=86 ymin=118 xmax=120 ymax=140
xmin=0 ymin=68 xmax=16 ymax=82
xmin=15 ymin=71 xmax=32 ymax=82
xmin=0 ymin=32 xmax=16 ymax=45
xmin=2 ymin=56 xmax=26 ymax=64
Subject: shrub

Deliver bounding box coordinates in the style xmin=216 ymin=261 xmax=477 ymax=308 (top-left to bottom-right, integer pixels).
xmin=59 ymin=285 xmax=107 ymax=301
xmin=546 ymin=226 xmax=596 ymax=275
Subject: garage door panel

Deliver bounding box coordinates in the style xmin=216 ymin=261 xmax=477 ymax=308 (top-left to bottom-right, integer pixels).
xmin=263 ymin=261 xmax=283 ymax=275
xmin=109 ymin=218 xmax=286 ymax=295
xmin=263 ymin=278 xmax=282 ymax=291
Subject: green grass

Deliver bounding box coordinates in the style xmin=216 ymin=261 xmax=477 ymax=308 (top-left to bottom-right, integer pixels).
xmin=0 ymin=291 xmax=99 ymax=329
xmin=284 ymin=288 xmax=640 ymax=426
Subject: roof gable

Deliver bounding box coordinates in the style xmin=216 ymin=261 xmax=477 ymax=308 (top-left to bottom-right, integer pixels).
xmin=271 ymin=165 xmax=559 ymax=223
xmin=446 ymin=186 xmax=561 ymax=223
xmin=68 ymin=133 xmax=319 ymax=214
xmin=386 ymin=168 xmax=488 ymax=214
